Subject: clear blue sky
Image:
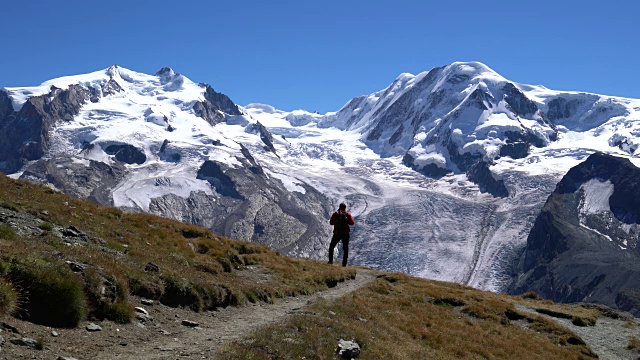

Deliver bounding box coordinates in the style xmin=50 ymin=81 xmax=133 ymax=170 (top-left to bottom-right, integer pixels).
xmin=1 ymin=0 xmax=638 ymax=113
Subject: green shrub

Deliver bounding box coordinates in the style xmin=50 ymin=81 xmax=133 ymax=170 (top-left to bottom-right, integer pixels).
xmin=0 ymin=278 xmax=18 ymax=316
xmin=160 ymin=276 xmax=202 ymax=311
xmin=127 ymin=275 xmax=163 ymax=300
xmin=84 ymin=270 xmax=133 ymax=323
xmin=0 ymin=225 xmax=18 ymax=240
xmin=38 ymin=222 xmax=54 ymax=231
xmin=8 ymin=262 xmax=86 ymax=328
xmin=179 ymin=227 xmax=208 ymax=239
xmin=35 ymin=338 xmax=45 ymax=350
xmin=105 ymin=300 xmax=134 ymax=324
xmin=572 ymin=316 xmax=596 ymax=327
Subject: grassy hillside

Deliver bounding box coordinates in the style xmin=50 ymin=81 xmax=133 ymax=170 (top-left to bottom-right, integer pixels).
xmin=0 ymin=173 xmax=623 ymax=359
xmin=0 ymin=174 xmax=354 ymax=327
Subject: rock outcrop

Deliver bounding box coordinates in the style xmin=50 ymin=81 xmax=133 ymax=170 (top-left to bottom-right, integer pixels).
xmin=20 ymin=155 xmax=127 ymax=206
xmin=193 ymin=85 xmax=242 ymax=126
xmin=509 ymin=153 xmax=640 ymax=315
xmin=0 ymin=85 xmax=89 ymax=173
xmin=154 ymin=147 xmax=334 ymax=255
xmin=466 ymin=161 xmax=509 ymax=197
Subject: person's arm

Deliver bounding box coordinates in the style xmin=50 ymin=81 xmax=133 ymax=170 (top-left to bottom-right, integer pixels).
xmin=347 ymin=212 xmax=355 ymax=225
xmin=329 ymin=212 xmax=336 ymax=225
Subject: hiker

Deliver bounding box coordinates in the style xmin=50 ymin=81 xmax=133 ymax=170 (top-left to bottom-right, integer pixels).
xmin=328 ymin=203 xmax=355 ymax=266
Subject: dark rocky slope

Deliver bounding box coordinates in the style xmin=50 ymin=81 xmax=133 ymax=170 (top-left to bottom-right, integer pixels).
xmin=509 ymin=153 xmax=640 ymax=315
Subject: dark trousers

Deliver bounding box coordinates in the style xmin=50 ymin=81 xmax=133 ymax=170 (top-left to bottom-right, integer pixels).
xmin=328 ymin=232 xmax=350 ymax=266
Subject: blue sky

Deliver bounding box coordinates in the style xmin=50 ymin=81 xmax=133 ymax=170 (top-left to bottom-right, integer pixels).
xmin=1 ymin=0 xmax=639 ymax=113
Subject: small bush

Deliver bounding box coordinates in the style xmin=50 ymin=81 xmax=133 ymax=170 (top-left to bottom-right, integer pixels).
xmin=179 ymin=227 xmax=208 ymax=239
xmin=628 ymin=336 xmax=640 ymax=351
xmin=521 ymin=291 xmax=542 ymax=300
xmin=0 ymin=225 xmax=18 ymax=240
xmin=197 ymin=243 xmax=210 ymax=254
xmin=8 ymin=262 xmax=86 ymax=328
xmin=84 ymin=270 xmax=133 ymax=323
xmin=235 ymin=242 xmax=266 ymax=255
xmin=38 ymin=222 xmax=54 ymax=231
xmin=160 ymin=276 xmax=202 ymax=311
xmin=572 ymin=316 xmax=596 ymax=327
xmin=35 ymin=338 xmax=45 ymax=350
xmin=0 ymin=278 xmax=18 ymax=316
xmin=105 ymin=300 xmax=134 ymax=324
xmin=127 ymin=275 xmax=163 ymax=300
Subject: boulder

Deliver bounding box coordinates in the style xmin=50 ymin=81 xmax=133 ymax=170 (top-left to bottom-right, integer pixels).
xmin=9 ymin=337 xmax=37 ymax=348
xmin=336 ymin=339 xmax=360 ymax=359
xmin=86 ymin=323 xmax=102 ymax=332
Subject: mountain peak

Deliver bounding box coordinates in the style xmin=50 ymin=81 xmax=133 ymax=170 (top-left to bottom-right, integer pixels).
xmin=443 ymin=61 xmax=505 ymax=83
xmin=155 ymin=67 xmax=175 ymax=78
xmin=106 ymin=64 xmax=121 ymax=77
xmin=394 ymin=72 xmax=415 ymax=82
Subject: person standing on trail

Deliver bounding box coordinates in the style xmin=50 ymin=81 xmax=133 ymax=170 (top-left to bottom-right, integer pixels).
xmin=328 ymin=203 xmax=355 ymax=266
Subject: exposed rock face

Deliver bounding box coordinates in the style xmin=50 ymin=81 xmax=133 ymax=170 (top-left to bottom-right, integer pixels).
xmin=502 ymin=82 xmax=539 ymax=117
xmin=546 ymin=97 xmax=585 ymax=122
xmin=247 ymin=121 xmax=277 ymax=154
xmin=196 ymin=160 xmax=243 ymax=199
xmin=153 ymin=153 xmax=333 ymax=255
xmin=101 ymin=78 xmax=123 ymax=97
xmin=0 ymin=85 xmax=89 ymax=173
xmin=104 ymin=144 xmax=147 ymax=165
xmin=193 ymin=85 xmax=242 ymax=126
xmin=0 ymin=90 xmax=13 ymax=120
xmin=509 ymin=153 xmax=640 ymax=315
xmin=20 ymin=155 xmax=127 ymax=206
xmin=466 ymin=161 xmax=508 ymax=197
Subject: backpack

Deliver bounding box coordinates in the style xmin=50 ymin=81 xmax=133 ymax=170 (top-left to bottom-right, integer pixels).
xmin=334 ymin=212 xmax=349 ymax=232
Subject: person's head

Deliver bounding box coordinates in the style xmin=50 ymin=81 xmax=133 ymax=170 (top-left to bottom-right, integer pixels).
xmin=339 ymin=203 xmax=346 ymax=211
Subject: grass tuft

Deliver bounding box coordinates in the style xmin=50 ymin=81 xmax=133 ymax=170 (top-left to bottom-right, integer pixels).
xmin=37 ymin=222 xmax=53 ymax=231
xmin=35 ymin=338 xmax=45 ymax=350
xmin=0 ymin=277 xmax=18 ymax=316
xmin=0 ymin=225 xmax=18 ymax=240
xmin=521 ymin=291 xmax=542 ymax=300
xmin=628 ymin=336 xmax=640 ymax=351
xmin=572 ymin=316 xmax=596 ymax=327
xmin=8 ymin=261 xmax=86 ymax=328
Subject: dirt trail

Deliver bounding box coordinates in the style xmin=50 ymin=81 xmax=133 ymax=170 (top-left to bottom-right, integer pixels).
xmin=91 ymin=269 xmax=378 ymax=359
xmin=516 ymin=305 xmax=640 ymax=360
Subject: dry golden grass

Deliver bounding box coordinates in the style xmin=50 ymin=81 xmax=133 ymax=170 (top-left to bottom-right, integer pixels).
xmin=628 ymin=336 xmax=640 ymax=351
xmin=0 ymin=174 xmax=354 ymax=324
xmin=517 ymin=297 xmax=601 ymax=327
xmin=216 ymin=272 xmax=597 ymax=360
xmin=0 ymin=277 xmax=18 ymax=316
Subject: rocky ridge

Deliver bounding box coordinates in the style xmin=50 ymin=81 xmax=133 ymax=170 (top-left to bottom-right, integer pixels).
xmin=510 ymin=153 xmax=640 ymax=315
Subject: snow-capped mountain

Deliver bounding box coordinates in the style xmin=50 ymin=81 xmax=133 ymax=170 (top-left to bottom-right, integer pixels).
xmin=2 ymin=62 xmax=640 ymax=294
xmin=319 ymin=62 xmax=638 ymax=179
